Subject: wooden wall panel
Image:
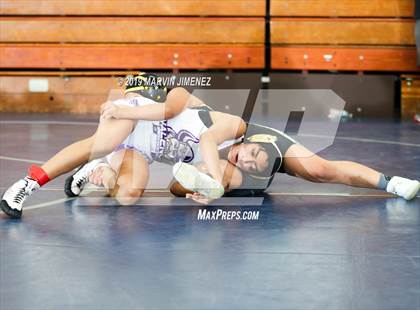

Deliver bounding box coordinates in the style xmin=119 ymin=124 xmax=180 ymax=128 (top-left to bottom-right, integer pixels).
xmin=0 ymin=17 xmax=264 ymax=44
xmin=0 ymin=0 xmax=265 ymax=16
xmin=271 ymin=18 xmax=415 ymax=45
xmin=271 ymin=46 xmax=420 ymax=71
xmin=0 ymin=93 xmax=107 ymax=114
xmin=271 ymin=0 xmax=414 ymax=17
xmin=0 ymin=76 xmax=120 ymax=114
xmin=0 ymin=44 xmax=265 ymax=69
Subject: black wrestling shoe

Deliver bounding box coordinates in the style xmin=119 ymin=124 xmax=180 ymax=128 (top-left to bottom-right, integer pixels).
xmin=64 ymin=159 xmax=106 ymax=197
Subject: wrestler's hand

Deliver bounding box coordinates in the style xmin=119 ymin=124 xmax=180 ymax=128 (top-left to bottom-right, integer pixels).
xmin=101 ymin=101 xmax=133 ymax=120
xmin=186 ymin=192 xmax=213 ymax=205
xmin=89 ymin=165 xmax=105 ymax=186
xmin=88 ymin=165 xmax=117 ymax=189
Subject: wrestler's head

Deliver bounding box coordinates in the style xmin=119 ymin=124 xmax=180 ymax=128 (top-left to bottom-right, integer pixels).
xmin=228 ymin=143 xmax=267 ymax=172
xmin=227 ymin=141 xmax=281 ymax=178
xmin=227 ymin=132 xmax=283 ymax=180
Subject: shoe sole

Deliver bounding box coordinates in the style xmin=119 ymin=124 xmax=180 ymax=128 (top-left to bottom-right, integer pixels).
xmin=173 ymin=162 xmax=224 ymax=199
xmin=0 ymin=199 xmax=22 ymax=219
xmin=403 ymin=180 xmax=420 ymax=200
xmin=64 ymin=164 xmax=87 ymax=198
xmin=64 ymin=175 xmax=78 ymax=197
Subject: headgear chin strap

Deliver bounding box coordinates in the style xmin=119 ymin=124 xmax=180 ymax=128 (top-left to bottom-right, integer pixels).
xmin=246 ymin=134 xmax=282 ymax=180
xmin=125 ymin=72 xmax=168 ymax=103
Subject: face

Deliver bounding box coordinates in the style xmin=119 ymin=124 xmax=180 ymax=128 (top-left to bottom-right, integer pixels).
xmin=228 ymin=143 xmax=269 ymax=173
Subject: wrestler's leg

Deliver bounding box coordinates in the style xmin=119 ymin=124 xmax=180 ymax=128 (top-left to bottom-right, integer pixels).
xmin=284 ymin=144 xmax=420 ymax=200
xmin=98 ymin=149 xmax=149 ymax=205
xmin=283 ymin=144 xmax=382 ymax=188
xmin=1 ymin=117 xmax=135 ymax=218
xmin=42 ymin=118 xmax=135 ymax=179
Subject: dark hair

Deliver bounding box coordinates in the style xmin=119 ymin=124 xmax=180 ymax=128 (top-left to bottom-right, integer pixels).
xmin=247 ymin=142 xmax=282 ymax=178
xmin=125 ymin=72 xmax=168 ymax=102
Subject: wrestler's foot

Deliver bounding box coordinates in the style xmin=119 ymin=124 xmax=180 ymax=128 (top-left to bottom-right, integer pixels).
xmin=386 ymin=176 xmax=420 ymax=200
xmin=64 ymin=159 xmax=107 ymax=197
xmin=1 ymin=177 xmax=40 ymax=219
xmin=173 ymin=162 xmax=224 ymax=199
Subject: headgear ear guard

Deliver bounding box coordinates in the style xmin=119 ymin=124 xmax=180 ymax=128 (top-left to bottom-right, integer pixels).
xmin=246 ymin=134 xmax=283 ymax=180
xmin=125 ymin=72 xmax=168 ymax=103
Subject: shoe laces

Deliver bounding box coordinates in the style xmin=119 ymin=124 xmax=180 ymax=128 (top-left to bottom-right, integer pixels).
xmin=13 ymin=180 xmax=29 ymax=203
xmin=76 ymin=176 xmax=88 ymax=188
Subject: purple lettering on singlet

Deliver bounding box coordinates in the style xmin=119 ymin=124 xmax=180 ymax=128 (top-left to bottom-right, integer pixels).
xmin=154 ymin=120 xmax=199 ymax=163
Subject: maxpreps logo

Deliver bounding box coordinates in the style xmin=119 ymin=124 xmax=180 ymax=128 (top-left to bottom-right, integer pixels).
xmin=197 ymin=209 xmax=260 ymax=221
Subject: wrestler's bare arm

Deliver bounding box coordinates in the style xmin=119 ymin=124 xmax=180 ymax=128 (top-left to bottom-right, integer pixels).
xmin=199 ymin=112 xmax=246 ymax=186
xmin=101 ymin=87 xmax=206 ymax=121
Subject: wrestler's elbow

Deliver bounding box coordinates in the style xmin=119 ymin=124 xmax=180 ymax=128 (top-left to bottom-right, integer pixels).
xmin=163 ymin=106 xmax=177 ymax=119
xmin=166 ymin=87 xmax=190 ymax=116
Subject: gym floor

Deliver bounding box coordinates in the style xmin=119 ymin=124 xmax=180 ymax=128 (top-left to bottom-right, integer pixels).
xmin=1 ymin=114 xmax=419 ymax=310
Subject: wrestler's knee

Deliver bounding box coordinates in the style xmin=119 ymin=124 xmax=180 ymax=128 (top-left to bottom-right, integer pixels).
xmin=306 ymin=159 xmax=337 ymax=183
xmin=115 ymin=187 xmax=144 ymax=205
